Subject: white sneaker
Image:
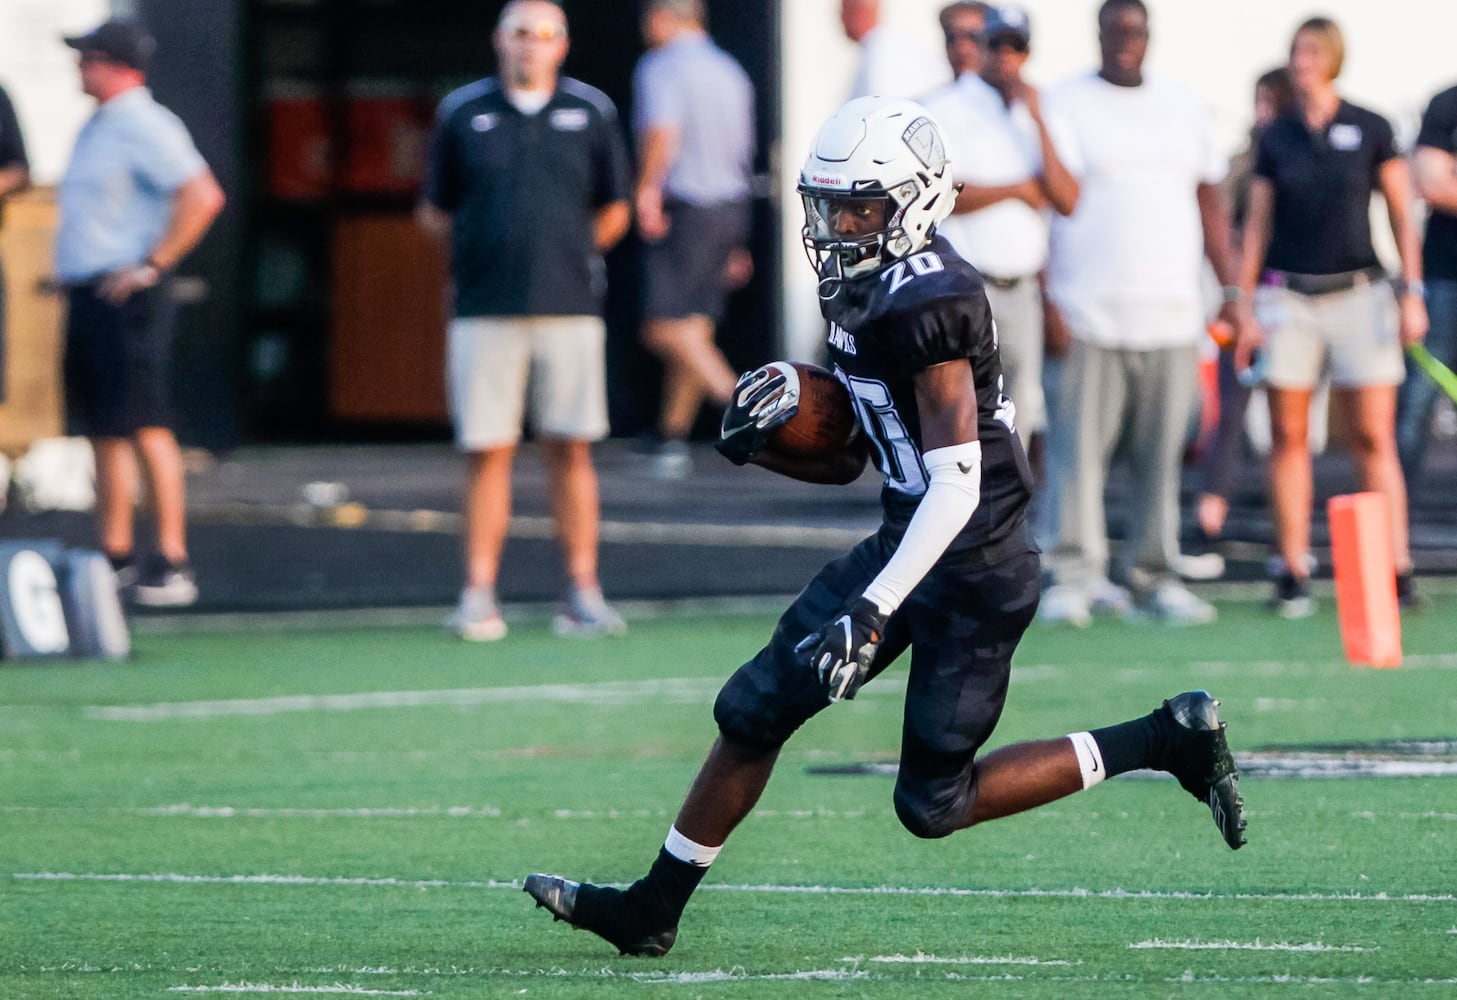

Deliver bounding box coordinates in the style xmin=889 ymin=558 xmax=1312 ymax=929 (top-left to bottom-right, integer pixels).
xmin=1131 ymin=582 xmax=1217 ymax=626
xmin=1039 ymin=584 xmax=1092 ymax=628
xmin=1090 ymin=579 xmax=1132 ymax=617
xmin=552 ymin=586 xmax=628 ymax=638
xmin=1173 ymin=550 xmax=1226 ymax=582
xmin=447 ymin=587 xmax=507 ymax=642
xmin=651 ymin=441 xmax=692 ymax=481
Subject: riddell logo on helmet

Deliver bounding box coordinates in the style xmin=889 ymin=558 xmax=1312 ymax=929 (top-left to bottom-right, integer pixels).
xmin=810 ymin=174 xmax=848 ymax=187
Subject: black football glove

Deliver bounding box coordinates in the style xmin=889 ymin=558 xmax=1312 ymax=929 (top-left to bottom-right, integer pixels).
xmin=795 ymin=596 xmax=889 ymax=702
xmin=715 ymin=363 xmax=800 ymax=465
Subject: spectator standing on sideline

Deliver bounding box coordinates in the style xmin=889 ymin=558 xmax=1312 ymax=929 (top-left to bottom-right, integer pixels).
xmin=417 ymin=0 xmax=632 ymax=640
xmin=936 ymin=2 xmax=990 ymax=82
xmin=633 ymin=0 xmax=755 ymax=481
xmin=1397 ymin=82 xmax=1457 ymax=485
xmin=1040 ymin=0 xmax=1241 ymax=627
xmin=841 ymin=0 xmax=950 ymax=100
xmin=522 ymin=95 xmax=1245 ymax=959
xmin=0 ymin=82 xmax=30 ymax=404
xmin=1234 ymin=17 xmax=1426 ymax=617
xmin=54 ymin=19 xmax=225 ymax=606
xmin=925 ymin=6 xmax=1078 ymax=486
xmin=1191 ymin=68 xmax=1295 ymax=565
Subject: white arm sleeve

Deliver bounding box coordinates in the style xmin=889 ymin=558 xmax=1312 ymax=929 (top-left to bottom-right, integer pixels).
xmin=860 ymin=440 xmax=982 ymax=616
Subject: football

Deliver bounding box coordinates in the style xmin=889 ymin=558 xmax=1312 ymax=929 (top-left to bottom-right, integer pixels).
xmin=767 ymin=361 xmax=858 ymax=459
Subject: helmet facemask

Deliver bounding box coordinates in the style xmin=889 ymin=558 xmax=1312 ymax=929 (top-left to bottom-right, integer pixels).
xmin=800 ymin=179 xmax=923 ymax=292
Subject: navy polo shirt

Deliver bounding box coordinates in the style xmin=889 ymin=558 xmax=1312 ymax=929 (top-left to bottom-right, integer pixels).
xmin=1255 ymin=100 xmax=1397 ymax=276
xmin=422 ymin=77 xmax=630 ymax=318
xmin=0 ymin=85 xmax=29 ymax=228
xmin=1417 ymin=85 xmax=1457 ymax=282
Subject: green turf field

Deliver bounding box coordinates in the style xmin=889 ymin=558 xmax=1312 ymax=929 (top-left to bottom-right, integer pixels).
xmin=2 ymin=597 xmax=1454 ymax=998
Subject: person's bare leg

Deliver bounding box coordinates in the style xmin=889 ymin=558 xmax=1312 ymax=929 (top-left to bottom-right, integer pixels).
xmin=1197 ymin=492 xmax=1229 ymax=538
xmin=967 ymin=738 xmax=1083 ymax=824
xmin=1340 ymin=385 xmax=1413 ymax=573
xmin=463 ymin=445 xmax=515 ymax=591
xmin=658 ymin=358 xmax=707 ymax=442
xmin=672 ymin=736 xmax=780 ymax=847
xmin=642 ymin=316 xmax=737 ymax=439
xmin=133 ymin=426 xmax=188 ymax=564
xmin=1267 ymin=387 xmax=1314 ymax=575
xmin=542 ymin=438 xmax=600 ymax=591
xmin=92 ymin=437 xmax=138 ymax=559
xmin=524 ymin=734 xmax=779 ymax=955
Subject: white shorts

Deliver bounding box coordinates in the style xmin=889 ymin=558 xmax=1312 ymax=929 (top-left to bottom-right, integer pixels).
xmin=1255 ymin=281 xmax=1405 ymax=390
xmin=448 ymin=315 xmax=609 ymax=450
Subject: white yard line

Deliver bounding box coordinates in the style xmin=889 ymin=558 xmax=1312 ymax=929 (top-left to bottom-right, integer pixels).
xmin=853 ymin=953 xmax=1073 ymax=965
xmin=76 ymin=653 xmax=1457 ymax=724
xmin=12 ymin=871 xmax=1454 ymax=903
xmin=84 ymin=677 xmax=720 ymax=722
xmin=175 ymin=988 xmax=417 ymax=997
xmin=1129 ymin=938 xmax=1374 ymax=952
xmin=633 ymin=970 xmax=1456 ymax=986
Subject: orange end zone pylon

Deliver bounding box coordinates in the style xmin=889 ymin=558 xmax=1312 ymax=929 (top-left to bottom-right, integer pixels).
xmin=1327 ymin=492 xmax=1401 ymax=668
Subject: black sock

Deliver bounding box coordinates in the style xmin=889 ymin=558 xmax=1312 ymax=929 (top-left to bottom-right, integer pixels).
xmin=629 ymin=847 xmax=708 ymax=922
xmin=1089 ymin=709 xmax=1174 ymax=778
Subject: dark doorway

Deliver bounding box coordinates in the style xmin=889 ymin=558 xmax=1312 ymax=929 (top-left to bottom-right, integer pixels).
xmin=155 ymin=0 xmax=781 ymax=444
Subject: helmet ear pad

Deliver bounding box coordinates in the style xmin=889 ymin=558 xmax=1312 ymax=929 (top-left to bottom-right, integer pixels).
xmin=797 ymin=96 xmax=956 ymax=289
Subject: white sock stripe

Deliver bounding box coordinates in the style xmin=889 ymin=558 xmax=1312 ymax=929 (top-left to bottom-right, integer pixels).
xmin=664 ymin=826 xmax=721 ymax=868
xmin=1068 ymin=732 xmax=1106 ymax=790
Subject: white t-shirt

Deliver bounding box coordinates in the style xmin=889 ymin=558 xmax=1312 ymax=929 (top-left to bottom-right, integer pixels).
xmin=848 ymin=26 xmax=950 ymax=102
xmin=1044 ymin=72 xmax=1226 ymax=349
xmin=924 ymin=74 xmax=1068 ymax=278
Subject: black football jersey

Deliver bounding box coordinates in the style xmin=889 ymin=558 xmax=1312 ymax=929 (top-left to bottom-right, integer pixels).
xmin=822 ymin=234 xmax=1033 ymax=555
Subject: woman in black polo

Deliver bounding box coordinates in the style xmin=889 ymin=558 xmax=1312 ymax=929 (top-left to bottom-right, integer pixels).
xmin=1235 ymin=16 xmax=1428 ymax=618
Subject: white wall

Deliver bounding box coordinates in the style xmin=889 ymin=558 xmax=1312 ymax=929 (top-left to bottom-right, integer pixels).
xmin=779 ymin=0 xmax=1457 ymax=360
xmin=0 ymin=0 xmax=111 ymax=185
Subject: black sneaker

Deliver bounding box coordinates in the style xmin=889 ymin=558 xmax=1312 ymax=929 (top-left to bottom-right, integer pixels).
xmin=131 ymin=554 xmax=198 ymax=608
xmin=1173 ymin=526 xmax=1226 ymax=581
xmin=1160 ymin=691 xmax=1247 ymax=850
xmin=1270 ymin=572 xmax=1314 ymax=619
xmin=1396 ymin=572 xmax=1424 ymax=611
xmin=523 ymin=873 xmax=678 ymax=957
xmin=107 ymin=552 xmax=138 ymax=591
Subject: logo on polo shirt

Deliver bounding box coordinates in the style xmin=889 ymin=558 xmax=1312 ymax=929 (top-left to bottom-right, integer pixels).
xmin=471 ymin=113 xmax=500 ymax=132
xmin=1329 ymin=123 xmax=1362 ymax=151
xmin=550 ymin=107 xmax=590 ymax=131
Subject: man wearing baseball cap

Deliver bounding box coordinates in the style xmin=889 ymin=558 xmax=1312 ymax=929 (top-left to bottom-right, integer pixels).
xmin=923 ymin=5 xmax=1077 ymax=526
xmin=55 ymin=18 xmax=226 ymax=607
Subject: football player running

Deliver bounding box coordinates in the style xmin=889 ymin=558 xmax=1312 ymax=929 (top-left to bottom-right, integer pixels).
xmin=525 ymin=96 xmax=1245 ymax=957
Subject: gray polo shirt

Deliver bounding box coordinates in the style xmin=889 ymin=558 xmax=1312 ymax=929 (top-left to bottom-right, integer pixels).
xmin=632 ymin=31 xmax=753 ymax=207
xmin=55 ymin=87 xmax=207 ymax=283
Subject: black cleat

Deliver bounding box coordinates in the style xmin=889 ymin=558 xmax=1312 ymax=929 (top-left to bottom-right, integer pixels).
xmin=523 ymin=873 xmax=678 ymax=957
xmin=1161 ymin=691 xmax=1248 ymax=850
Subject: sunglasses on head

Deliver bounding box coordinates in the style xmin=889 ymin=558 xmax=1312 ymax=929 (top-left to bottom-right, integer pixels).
xmin=988 ymin=34 xmax=1029 ymax=53
xmin=504 ymin=20 xmax=564 ymax=41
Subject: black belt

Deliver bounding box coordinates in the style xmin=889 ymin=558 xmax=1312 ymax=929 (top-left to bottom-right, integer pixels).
xmin=1262 ymin=266 xmax=1386 ymax=297
xmin=982 ymin=274 xmax=1029 ymax=290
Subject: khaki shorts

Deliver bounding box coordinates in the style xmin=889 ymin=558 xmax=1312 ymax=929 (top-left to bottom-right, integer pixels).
xmin=1255 ymin=281 xmax=1404 ymax=389
xmin=448 ymin=315 xmax=609 ymax=450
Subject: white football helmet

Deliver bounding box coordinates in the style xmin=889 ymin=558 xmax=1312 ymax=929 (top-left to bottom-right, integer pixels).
xmin=798 ymin=96 xmax=955 ymax=294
